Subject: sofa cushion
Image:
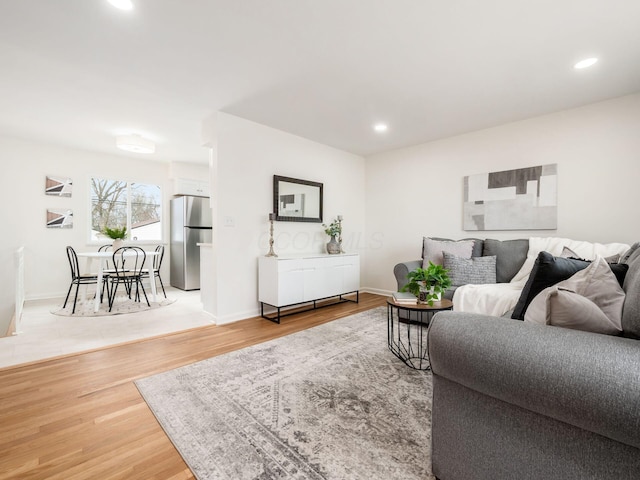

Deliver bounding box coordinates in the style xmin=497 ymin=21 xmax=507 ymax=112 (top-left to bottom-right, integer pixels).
xmin=561 ymin=245 xmax=621 ymax=263
xmin=621 ymin=246 xmax=640 ymax=339
xmin=620 ymin=242 xmax=640 ymax=264
xmin=422 ymin=238 xmax=474 ymax=267
xmin=423 ymin=237 xmax=484 ymax=259
xmin=482 ymin=239 xmax=528 ymax=283
xmin=443 ymin=252 xmax=497 ymax=287
xmin=524 ymin=257 xmax=625 ymax=335
xmin=512 ymin=251 xmax=629 ymax=321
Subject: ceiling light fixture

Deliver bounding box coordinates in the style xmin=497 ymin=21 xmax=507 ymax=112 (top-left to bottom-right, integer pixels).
xmin=373 ymin=123 xmax=388 ymax=133
xmin=116 ymin=134 xmax=155 ymax=154
xmin=574 ymin=57 xmax=598 ymax=69
xmin=107 ymin=0 xmax=134 ymax=11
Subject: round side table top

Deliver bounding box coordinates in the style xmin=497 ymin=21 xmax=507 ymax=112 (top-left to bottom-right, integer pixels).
xmin=387 ymin=298 xmax=453 ymax=312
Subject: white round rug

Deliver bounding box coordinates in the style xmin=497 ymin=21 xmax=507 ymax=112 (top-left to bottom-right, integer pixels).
xmin=52 ymin=295 xmax=176 ymax=317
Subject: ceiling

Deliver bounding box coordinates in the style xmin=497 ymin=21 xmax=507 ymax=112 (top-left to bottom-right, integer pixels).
xmin=1 ymin=0 xmax=639 ymax=164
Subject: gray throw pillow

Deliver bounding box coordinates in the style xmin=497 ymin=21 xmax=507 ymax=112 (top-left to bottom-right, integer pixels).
xmin=443 ymin=252 xmax=497 ymax=286
xmin=619 ymin=242 xmax=640 ymax=265
xmin=422 ymin=237 xmax=484 ymax=259
xmin=423 ymin=238 xmax=474 ymax=268
xmin=482 ymin=239 xmax=529 ymax=283
xmin=561 ymin=245 xmax=620 ymax=264
xmin=524 ymin=256 xmax=625 ymax=335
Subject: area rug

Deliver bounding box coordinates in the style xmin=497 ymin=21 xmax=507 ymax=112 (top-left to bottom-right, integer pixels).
xmin=135 ymin=307 xmax=435 ymax=480
xmin=52 ymin=295 xmax=176 ymax=317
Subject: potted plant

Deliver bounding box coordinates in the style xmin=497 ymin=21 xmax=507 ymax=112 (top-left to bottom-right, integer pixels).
xmin=401 ymin=261 xmax=452 ymax=305
xmin=103 ymin=226 xmax=127 ymax=250
xmin=322 ymin=218 xmax=342 ymax=254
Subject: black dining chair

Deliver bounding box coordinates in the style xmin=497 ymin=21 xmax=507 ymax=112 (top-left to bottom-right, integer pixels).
xmin=97 ymin=244 xmax=118 ymax=297
xmin=63 ymin=246 xmax=101 ymax=314
xmin=140 ymin=245 xmax=167 ymax=299
xmin=107 ymin=246 xmax=150 ymax=311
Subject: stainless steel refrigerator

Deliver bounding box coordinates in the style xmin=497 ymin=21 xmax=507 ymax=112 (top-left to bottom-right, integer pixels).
xmin=170 ymin=196 xmax=213 ymax=290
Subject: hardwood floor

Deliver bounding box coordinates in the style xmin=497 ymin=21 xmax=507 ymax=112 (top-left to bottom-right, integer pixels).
xmin=0 ymin=293 xmax=386 ymax=480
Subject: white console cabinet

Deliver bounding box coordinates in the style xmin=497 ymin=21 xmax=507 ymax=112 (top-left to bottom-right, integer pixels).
xmin=258 ymin=253 xmax=359 ymax=323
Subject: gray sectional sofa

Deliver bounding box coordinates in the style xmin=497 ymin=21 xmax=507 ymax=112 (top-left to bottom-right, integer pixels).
xmin=394 ymin=239 xmax=640 ymax=480
xmin=393 ymin=237 xmax=529 ymax=299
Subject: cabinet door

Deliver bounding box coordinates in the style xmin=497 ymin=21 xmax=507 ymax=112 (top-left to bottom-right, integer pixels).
xmin=276 ymin=260 xmax=304 ymax=306
xmin=302 ymin=259 xmax=336 ymax=301
xmin=341 ymin=256 xmax=360 ymax=292
xmin=174 ymin=178 xmax=210 ymax=197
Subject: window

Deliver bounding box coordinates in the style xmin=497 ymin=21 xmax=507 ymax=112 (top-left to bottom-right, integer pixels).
xmin=90 ymin=177 xmax=162 ymax=242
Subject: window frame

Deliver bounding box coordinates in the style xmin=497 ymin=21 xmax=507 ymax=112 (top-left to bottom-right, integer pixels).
xmin=88 ymin=175 xmax=163 ymax=246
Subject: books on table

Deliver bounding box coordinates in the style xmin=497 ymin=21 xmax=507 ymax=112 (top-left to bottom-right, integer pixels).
xmin=392 ymin=292 xmax=417 ymax=305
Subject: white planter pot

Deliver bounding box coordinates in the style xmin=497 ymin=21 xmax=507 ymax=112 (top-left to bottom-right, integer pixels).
xmin=418 ymin=285 xmax=442 ymax=305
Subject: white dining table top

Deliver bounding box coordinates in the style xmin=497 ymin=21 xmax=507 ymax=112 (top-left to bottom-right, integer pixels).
xmin=77 ymin=250 xmax=158 ymax=258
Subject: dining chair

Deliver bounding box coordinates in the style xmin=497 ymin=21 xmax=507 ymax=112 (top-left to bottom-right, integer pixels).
xmin=140 ymin=245 xmax=167 ymax=298
xmin=97 ymin=244 xmax=119 ymax=297
xmin=64 ymin=246 xmax=101 ymax=314
xmin=107 ymin=246 xmax=150 ymax=311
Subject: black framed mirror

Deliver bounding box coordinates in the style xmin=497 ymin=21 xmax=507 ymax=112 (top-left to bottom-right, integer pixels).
xmin=273 ymin=175 xmax=323 ymax=223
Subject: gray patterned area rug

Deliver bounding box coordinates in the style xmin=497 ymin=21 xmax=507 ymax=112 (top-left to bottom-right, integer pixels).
xmin=135 ymin=307 xmax=434 ymax=480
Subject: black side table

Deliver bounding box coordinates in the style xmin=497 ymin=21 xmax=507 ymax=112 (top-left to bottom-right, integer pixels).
xmin=387 ymin=298 xmax=453 ymax=370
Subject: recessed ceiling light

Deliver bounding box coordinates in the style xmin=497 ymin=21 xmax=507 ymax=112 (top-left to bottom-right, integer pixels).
xmin=373 ymin=123 xmax=388 ymax=133
xmin=574 ymin=57 xmax=598 ymax=69
xmin=116 ymin=134 xmax=155 ymax=154
xmin=107 ymin=0 xmax=134 ymax=11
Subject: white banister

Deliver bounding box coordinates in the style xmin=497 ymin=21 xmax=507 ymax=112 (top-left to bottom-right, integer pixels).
xmin=9 ymin=247 xmax=25 ymax=336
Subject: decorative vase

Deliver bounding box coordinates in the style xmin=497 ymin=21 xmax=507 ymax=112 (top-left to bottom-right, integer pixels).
xmin=326 ymin=235 xmax=341 ymax=254
xmin=112 ymin=238 xmax=124 ymax=251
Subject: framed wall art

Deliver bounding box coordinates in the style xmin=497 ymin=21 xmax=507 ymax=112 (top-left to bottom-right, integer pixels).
xmin=463 ymin=164 xmax=557 ymax=231
xmin=45 ymin=175 xmax=73 ymax=197
xmin=46 ymin=209 xmax=73 ymax=228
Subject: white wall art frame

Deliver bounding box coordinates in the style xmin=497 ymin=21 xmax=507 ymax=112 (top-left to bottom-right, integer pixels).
xmin=463 ymin=163 xmax=557 ymax=231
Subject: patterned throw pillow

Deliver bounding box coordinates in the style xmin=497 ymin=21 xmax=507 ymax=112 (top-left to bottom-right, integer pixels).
xmin=443 ymin=252 xmax=497 ymax=287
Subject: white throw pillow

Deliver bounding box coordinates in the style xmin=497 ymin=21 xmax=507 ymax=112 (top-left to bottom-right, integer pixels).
xmin=524 ymin=256 xmax=625 ymax=335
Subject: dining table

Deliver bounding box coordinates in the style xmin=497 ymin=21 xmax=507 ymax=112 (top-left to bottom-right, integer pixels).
xmin=76 ymin=250 xmax=159 ymax=312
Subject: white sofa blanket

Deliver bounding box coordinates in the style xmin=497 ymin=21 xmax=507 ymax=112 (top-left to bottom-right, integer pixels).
xmin=453 ymin=237 xmax=630 ymax=317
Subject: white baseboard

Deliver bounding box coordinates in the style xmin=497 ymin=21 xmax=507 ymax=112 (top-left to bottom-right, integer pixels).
xmin=359 ymin=287 xmax=393 ymax=297
xmin=214 ymin=308 xmax=261 ymax=325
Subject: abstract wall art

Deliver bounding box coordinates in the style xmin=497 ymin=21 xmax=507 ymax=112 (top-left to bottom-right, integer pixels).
xmin=45 ymin=175 xmax=73 ymax=197
xmin=46 ymin=209 xmax=73 ymax=228
xmin=463 ymin=164 xmax=557 ymax=231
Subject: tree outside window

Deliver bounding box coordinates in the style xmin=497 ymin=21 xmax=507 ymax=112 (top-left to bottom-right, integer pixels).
xmin=91 ymin=178 xmax=162 ymax=242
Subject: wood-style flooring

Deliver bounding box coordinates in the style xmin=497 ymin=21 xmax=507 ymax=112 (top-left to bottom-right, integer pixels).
xmin=0 ymin=293 xmax=386 ymax=480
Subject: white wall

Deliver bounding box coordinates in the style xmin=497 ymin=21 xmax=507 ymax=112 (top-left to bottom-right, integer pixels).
xmin=208 ymin=113 xmax=366 ymax=324
xmin=364 ymin=93 xmax=640 ymax=294
xmin=0 ymin=135 xmax=174 ymax=334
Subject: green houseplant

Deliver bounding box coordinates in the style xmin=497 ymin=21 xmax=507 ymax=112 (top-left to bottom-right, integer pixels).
xmin=322 ymin=219 xmax=341 ymax=237
xmin=103 ymin=226 xmax=127 ymax=240
xmin=102 ymin=226 xmax=127 ymax=250
xmin=401 ymin=261 xmax=452 ymax=305
xmin=322 ymin=218 xmax=342 ymax=254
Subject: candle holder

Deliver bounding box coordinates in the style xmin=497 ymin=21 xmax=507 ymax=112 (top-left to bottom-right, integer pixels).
xmin=337 ymin=215 xmax=345 ymax=253
xmin=266 ymin=213 xmax=278 ymax=257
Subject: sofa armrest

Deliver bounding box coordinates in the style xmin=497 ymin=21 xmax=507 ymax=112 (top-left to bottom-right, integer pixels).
xmin=393 ymin=260 xmax=422 ymax=291
xmin=428 ymin=312 xmax=640 ymax=449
